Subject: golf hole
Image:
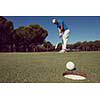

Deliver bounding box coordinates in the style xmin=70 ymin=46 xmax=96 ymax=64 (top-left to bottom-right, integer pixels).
xmin=63 ymin=71 xmax=87 ymax=80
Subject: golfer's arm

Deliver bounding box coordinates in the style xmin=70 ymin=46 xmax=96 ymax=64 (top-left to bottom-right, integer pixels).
xmin=58 ymin=28 xmax=62 ymax=34
xmin=58 ymin=24 xmax=64 ymax=34
xmin=60 ymin=24 xmax=64 ymax=31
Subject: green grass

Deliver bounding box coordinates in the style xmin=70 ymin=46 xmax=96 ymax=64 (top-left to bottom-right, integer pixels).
xmin=0 ymin=51 xmax=100 ymax=83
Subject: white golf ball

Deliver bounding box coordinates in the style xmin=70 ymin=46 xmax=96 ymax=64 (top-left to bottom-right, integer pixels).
xmin=66 ymin=61 xmax=75 ymax=71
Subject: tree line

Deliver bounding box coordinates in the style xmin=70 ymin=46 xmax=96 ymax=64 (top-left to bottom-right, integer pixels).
xmin=0 ymin=16 xmax=100 ymax=52
xmin=67 ymin=40 xmax=100 ymax=51
xmin=0 ymin=16 xmax=48 ymax=52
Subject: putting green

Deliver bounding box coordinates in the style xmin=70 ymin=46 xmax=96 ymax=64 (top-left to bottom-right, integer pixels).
xmin=0 ymin=51 xmax=100 ymax=83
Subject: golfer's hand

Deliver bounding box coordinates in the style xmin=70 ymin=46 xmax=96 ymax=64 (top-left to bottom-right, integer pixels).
xmin=59 ymin=33 xmax=62 ymax=38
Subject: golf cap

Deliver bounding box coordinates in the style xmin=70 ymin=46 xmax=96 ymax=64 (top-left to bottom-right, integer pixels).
xmin=52 ymin=19 xmax=57 ymax=24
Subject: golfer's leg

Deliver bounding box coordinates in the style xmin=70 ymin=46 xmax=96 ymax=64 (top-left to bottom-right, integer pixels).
xmin=63 ymin=38 xmax=68 ymax=50
xmin=62 ymin=37 xmax=64 ymax=50
xmin=62 ymin=29 xmax=70 ymax=50
xmin=62 ymin=36 xmax=67 ymax=50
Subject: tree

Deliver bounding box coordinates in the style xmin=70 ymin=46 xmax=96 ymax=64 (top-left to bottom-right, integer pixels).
xmin=94 ymin=40 xmax=100 ymax=51
xmin=13 ymin=24 xmax=48 ymax=52
xmin=28 ymin=24 xmax=48 ymax=45
xmin=43 ymin=41 xmax=54 ymax=51
xmin=73 ymin=41 xmax=81 ymax=51
xmin=0 ymin=16 xmax=14 ymax=51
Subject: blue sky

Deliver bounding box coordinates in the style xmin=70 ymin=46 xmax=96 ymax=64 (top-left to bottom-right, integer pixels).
xmin=5 ymin=16 xmax=100 ymax=45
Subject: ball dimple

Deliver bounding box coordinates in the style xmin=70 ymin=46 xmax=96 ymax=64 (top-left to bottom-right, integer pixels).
xmin=66 ymin=61 xmax=75 ymax=70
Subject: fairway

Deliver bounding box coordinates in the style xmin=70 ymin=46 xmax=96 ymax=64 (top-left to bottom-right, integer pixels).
xmin=0 ymin=52 xmax=100 ymax=83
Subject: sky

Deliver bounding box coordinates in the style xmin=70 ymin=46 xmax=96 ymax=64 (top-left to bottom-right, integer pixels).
xmin=5 ymin=16 xmax=100 ymax=45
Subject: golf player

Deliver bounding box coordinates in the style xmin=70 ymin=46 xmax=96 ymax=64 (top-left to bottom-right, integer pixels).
xmin=52 ymin=18 xmax=70 ymax=53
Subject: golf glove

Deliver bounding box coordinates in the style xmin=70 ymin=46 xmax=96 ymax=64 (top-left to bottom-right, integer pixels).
xmin=59 ymin=33 xmax=63 ymax=38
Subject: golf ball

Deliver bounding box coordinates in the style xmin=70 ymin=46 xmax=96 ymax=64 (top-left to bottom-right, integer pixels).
xmin=66 ymin=61 xmax=75 ymax=71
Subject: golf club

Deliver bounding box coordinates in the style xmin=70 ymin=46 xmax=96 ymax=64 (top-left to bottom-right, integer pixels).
xmin=55 ymin=33 xmax=63 ymax=50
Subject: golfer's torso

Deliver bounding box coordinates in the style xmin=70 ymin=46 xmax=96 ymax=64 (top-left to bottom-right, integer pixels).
xmin=57 ymin=20 xmax=68 ymax=32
